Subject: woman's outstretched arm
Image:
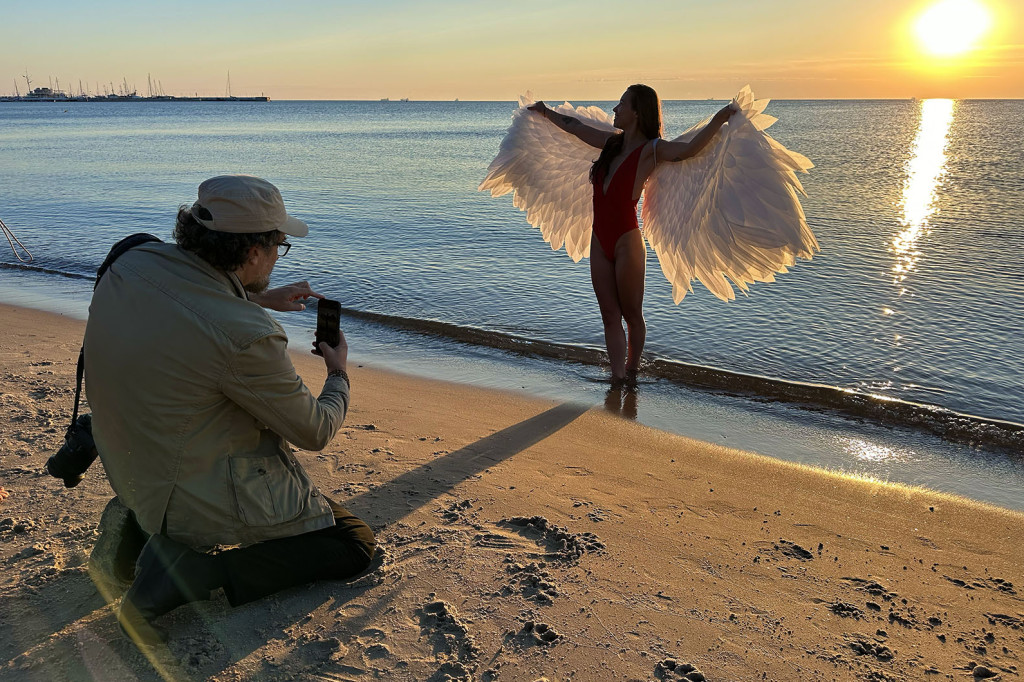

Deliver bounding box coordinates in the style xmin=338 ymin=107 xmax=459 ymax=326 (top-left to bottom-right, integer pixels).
xmin=527 ymin=101 xmax=614 ymax=150
xmin=656 ymin=104 xmax=736 ymax=163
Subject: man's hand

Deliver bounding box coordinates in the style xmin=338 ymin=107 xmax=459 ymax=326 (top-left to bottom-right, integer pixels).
xmin=312 ymin=330 xmax=348 ymax=373
xmin=251 ymin=281 xmax=324 ymax=312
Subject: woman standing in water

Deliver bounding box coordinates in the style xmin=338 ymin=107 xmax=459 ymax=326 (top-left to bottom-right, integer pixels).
xmin=528 ymin=86 xmax=734 ymax=386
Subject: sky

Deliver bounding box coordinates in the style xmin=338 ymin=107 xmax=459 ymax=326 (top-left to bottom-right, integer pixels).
xmin=3 ymin=0 xmax=1022 ymax=100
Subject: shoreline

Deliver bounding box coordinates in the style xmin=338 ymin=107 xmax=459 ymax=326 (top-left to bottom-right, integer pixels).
xmin=5 ymin=260 xmax=1024 ymax=447
xmin=2 ymin=303 xmax=1024 ymax=680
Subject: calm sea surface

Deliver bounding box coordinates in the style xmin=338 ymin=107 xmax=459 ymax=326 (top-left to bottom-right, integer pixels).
xmin=1 ymin=99 xmax=1023 ymax=506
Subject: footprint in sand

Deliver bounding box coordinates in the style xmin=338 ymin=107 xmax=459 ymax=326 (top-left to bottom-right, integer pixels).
xmin=473 ymin=532 xmax=525 ymax=551
xmin=654 ymin=658 xmax=707 ymax=681
xmin=470 ymin=516 xmax=606 ymax=565
xmin=361 ymin=642 xmax=393 ymax=665
xmin=842 ymin=577 xmax=898 ymax=602
xmin=255 ymin=637 xmax=348 ymax=678
xmin=753 ymin=539 xmax=814 ymax=562
xmin=359 ymin=627 xmax=387 ymax=642
xmin=944 ymin=575 xmax=1017 ymax=595
xmin=427 ymin=661 xmax=475 ymax=682
xmin=439 ymin=499 xmax=477 ymax=525
xmin=846 ymin=637 xmax=893 ymax=662
xmin=507 ymin=621 xmax=562 ymax=647
xmin=985 ymin=613 xmax=1024 ymax=629
xmin=171 ymin=633 xmax=228 ymax=670
xmin=497 ymin=516 xmax=605 ymax=562
xmin=417 ymin=596 xmax=480 ymax=663
xmin=828 ymin=601 xmax=863 ymax=619
xmin=503 ymin=560 xmax=559 ymax=604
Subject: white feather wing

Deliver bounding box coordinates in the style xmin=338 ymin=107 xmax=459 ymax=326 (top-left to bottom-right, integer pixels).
xmin=479 ymin=95 xmax=615 ymax=261
xmin=642 ymin=86 xmax=818 ymax=302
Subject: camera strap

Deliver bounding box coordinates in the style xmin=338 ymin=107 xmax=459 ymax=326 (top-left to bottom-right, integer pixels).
xmin=70 ymin=348 xmax=85 ymax=430
xmin=66 ymin=233 xmax=163 ymax=436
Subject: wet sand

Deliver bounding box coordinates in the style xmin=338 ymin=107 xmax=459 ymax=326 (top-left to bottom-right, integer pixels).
xmin=1 ymin=302 xmax=1022 ymax=681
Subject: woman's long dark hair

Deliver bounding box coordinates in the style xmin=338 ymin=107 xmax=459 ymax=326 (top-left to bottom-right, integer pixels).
xmin=590 ymin=84 xmax=664 ymax=184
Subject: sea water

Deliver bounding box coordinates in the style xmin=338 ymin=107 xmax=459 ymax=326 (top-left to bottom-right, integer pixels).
xmin=1 ymin=98 xmax=1022 ymax=507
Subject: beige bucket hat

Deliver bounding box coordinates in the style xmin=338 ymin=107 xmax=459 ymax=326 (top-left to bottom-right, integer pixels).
xmin=191 ymin=175 xmax=309 ymax=237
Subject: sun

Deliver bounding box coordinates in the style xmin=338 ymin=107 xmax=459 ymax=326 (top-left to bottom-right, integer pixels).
xmin=914 ymin=0 xmax=992 ymax=57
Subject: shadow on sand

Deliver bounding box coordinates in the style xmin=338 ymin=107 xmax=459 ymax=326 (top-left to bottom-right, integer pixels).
xmin=343 ymin=401 xmax=590 ymax=527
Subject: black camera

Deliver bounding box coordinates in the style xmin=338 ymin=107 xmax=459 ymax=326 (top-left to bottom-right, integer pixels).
xmin=47 ymin=413 xmax=99 ymax=488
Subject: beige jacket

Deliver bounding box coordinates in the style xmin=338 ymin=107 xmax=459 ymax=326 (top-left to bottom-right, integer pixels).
xmin=84 ymin=242 xmax=347 ymax=547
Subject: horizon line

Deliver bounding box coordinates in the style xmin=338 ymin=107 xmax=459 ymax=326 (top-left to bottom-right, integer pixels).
xmin=4 ymin=96 xmax=1022 ymax=103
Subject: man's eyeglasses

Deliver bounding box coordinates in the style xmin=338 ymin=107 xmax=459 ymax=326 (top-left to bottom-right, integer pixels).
xmin=277 ymin=241 xmax=291 ymax=257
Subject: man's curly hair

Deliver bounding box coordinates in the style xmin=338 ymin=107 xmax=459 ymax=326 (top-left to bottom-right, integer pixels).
xmin=173 ymin=205 xmax=281 ymax=271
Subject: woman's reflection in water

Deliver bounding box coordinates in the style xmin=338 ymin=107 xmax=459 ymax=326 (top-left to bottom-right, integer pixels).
xmin=604 ymin=384 xmax=638 ymax=420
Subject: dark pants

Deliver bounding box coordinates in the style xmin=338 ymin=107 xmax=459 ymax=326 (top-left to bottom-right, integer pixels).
xmin=108 ymin=498 xmax=375 ymax=607
xmin=218 ymin=499 xmax=376 ymax=606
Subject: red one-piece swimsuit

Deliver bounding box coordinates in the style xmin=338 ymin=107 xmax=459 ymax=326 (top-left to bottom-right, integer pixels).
xmin=592 ymin=143 xmax=646 ymax=261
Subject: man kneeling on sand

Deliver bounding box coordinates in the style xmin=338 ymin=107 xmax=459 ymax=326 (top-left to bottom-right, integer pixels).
xmin=84 ymin=175 xmax=375 ymax=644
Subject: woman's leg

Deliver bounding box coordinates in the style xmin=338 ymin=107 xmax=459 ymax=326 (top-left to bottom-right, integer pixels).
xmin=613 ymin=230 xmax=647 ymax=374
xmin=590 ymin=237 xmax=627 ymax=380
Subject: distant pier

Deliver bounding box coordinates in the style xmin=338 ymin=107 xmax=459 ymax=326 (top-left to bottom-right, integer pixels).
xmin=0 ymin=95 xmax=269 ymax=103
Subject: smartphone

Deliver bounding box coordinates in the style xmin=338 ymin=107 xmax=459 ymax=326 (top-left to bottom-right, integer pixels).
xmin=315 ymin=298 xmax=341 ymax=349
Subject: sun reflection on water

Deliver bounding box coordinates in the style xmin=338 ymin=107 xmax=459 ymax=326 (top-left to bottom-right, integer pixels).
xmin=893 ymin=99 xmax=956 ymax=286
xmin=841 ymin=438 xmax=912 ymax=463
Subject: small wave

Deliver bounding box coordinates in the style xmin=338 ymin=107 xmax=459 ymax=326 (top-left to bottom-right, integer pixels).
xmin=338 ymin=305 xmax=1024 ymax=454
xmin=0 ymin=262 xmax=93 ymax=281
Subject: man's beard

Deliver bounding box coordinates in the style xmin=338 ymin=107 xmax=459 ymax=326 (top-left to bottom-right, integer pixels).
xmin=244 ymin=275 xmax=270 ymax=295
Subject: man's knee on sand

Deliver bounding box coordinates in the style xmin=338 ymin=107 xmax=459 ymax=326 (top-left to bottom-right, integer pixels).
xmin=328 ymin=512 xmax=377 ymax=576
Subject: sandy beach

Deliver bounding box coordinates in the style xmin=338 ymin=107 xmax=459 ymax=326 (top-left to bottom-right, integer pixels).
xmin=1 ymin=302 xmax=1022 ymax=681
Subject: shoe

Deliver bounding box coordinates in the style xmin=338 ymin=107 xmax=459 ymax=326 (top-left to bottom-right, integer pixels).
xmin=89 ymin=498 xmax=148 ymax=600
xmin=118 ymin=534 xmax=222 ymax=647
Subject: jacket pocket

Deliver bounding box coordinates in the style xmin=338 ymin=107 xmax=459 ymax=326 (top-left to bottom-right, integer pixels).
xmin=228 ymin=455 xmax=305 ymax=527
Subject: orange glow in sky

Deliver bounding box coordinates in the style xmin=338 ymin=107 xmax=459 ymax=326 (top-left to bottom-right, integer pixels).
xmin=2 ymin=1 xmax=1021 ymax=100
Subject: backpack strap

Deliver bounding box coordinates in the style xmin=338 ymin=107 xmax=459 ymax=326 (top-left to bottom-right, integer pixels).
xmin=68 ymin=233 xmax=163 ymax=434
xmin=94 ymin=233 xmax=162 ymax=289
